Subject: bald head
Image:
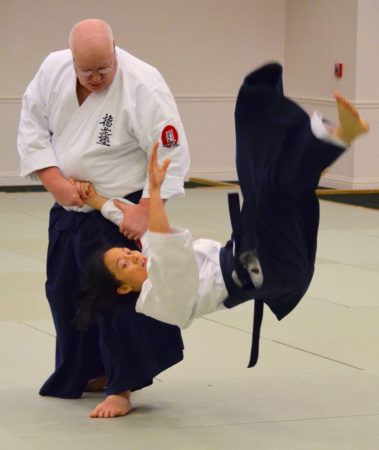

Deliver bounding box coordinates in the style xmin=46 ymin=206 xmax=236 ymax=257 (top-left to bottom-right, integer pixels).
xmin=69 ymin=19 xmax=114 ymax=59
xmin=69 ymin=19 xmax=118 ymax=93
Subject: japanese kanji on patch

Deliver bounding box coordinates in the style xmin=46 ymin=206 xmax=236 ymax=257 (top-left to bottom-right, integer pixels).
xmin=161 ymin=125 xmax=179 ymax=148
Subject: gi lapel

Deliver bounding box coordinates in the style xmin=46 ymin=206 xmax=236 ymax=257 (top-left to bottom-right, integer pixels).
xmin=52 ymin=88 xmax=109 ymax=164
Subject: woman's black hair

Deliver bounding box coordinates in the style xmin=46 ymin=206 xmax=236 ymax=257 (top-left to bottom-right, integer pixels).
xmin=74 ymin=247 xmax=135 ymax=331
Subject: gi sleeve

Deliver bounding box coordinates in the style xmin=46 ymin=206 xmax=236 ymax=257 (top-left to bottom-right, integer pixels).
xmin=133 ymin=69 xmax=190 ymax=200
xmin=135 ymin=228 xmax=199 ymax=328
xmin=310 ymin=111 xmax=348 ymax=148
xmin=17 ymin=59 xmax=59 ymax=179
xmin=101 ymin=197 xmax=135 ymax=227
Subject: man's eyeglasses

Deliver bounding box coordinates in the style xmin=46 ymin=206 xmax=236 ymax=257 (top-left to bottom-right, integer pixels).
xmin=74 ymin=51 xmax=116 ymax=77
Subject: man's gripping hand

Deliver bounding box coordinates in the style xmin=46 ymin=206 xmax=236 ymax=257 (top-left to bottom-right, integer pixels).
xmin=36 ymin=167 xmax=84 ymax=207
xmin=115 ymin=198 xmax=149 ymax=241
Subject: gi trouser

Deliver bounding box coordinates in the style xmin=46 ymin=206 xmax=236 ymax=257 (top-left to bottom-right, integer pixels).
xmin=41 ymin=191 xmax=183 ymax=398
xmin=220 ymin=63 xmax=345 ymax=367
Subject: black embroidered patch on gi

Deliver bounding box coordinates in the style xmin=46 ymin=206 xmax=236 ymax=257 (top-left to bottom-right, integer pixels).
xmin=97 ymin=114 xmax=113 ymax=146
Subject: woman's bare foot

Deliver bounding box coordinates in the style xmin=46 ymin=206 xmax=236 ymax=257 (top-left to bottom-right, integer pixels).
xmin=85 ymin=375 xmax=107 ymax=392
xmin=90 ymin=391 xmax=132 ymax=418
xmin=333 ymin=91 xmax=369 ymax=144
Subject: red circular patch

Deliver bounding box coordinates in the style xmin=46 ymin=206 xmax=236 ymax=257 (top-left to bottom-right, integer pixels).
xmin=161 ymin=125 xmax=179 ymax=148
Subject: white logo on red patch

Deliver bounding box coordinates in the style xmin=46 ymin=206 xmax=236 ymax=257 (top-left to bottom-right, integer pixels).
xmin=161 ymin=125 xmax=179 ymax=148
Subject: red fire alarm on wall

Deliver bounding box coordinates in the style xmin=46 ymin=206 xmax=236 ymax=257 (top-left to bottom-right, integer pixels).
xmin=334 ymin=63 xmax=343 ymax=78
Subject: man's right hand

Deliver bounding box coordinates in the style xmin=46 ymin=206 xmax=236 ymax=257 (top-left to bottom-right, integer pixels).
xmin=52 ymin=179 xmax=84 ymax=207
xmin=36 ymin=167 xmax=84 ymax=207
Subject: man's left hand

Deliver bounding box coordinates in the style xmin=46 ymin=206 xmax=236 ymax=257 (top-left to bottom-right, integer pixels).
xmin=114 ymin=198 xmax=149 ymax=240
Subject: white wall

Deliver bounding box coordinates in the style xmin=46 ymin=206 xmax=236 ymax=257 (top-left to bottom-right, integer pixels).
xmin=0 ymin=0 xmax=285 ymax=185
xmin=1 ymin=0 xmax=377 ymax=188
xmin=284 ymin=0 xmax=379 ymax=189
xmin=354 ymin=0 xmax=379 ymax=187
xmin=284 ymin=0 xmax=358 ymax=98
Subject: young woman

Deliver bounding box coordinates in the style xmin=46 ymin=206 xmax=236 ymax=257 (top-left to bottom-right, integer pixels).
xmin=75 ymin=63 xmax=369 ymax=416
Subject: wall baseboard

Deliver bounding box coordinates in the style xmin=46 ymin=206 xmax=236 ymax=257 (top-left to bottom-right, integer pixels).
xmin=187 ymin=168 xmax=237 ymax=182
xmin=320 ymin=173 xmax=379 ymax=190
xmin=2 ymin=172 xmax=379 ymax=189
xmin=3 ymin=95 xmax=378 ymax=108
xmin=289 ymin=96 xmax=379 ymax=109
xmin=0 ymin=174 xmax=41 ymax=186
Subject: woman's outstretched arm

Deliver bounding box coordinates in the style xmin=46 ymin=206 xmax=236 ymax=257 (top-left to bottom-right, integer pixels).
xmin=147 ymin=142 xmax=172 ymax=234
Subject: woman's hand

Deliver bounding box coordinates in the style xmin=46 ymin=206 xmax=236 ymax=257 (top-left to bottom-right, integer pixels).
xmin=148 ymin=142 xmax=171 ymax=195
xmin=72 ymin=180 xmax=97 ymax=202
xmin=71 ymin=180 xmax=105 ymax=210
xmin=146 ymin=142 xmax=171 ymax=233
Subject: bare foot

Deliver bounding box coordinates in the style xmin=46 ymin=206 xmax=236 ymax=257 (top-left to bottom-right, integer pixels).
xmin=90 ymin=391 xmax=132 ymax=418
xmin=333 ymin=91 xmax=369 ymax=144
xmin=85 ymin=375 xmax=107 ymax=392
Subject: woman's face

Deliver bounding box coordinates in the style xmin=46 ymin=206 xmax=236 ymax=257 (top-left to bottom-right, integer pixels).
xmin=103 ymin=247 xmax=148 ymax=293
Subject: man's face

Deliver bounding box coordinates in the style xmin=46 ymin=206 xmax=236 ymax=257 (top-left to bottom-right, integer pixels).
xmin=73 ymin=47 xmax=118 ymax=92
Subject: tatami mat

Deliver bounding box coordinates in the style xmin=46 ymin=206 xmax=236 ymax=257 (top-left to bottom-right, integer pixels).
xmin=0 ymin=189 xmax=378 ymax=449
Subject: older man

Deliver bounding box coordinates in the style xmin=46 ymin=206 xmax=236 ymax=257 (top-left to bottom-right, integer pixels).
xmin=17 ymin=19 xmax=189 ymax=417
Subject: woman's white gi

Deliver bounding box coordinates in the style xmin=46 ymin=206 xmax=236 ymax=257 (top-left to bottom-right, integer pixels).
xmin=100 ymin=199 xmax=227 ymax=326
xmin=137 ymin=229 xmax=228 ymax=328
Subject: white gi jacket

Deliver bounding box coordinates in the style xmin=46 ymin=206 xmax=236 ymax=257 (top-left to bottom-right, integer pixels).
xmin=136 ymin=228 xmax=227 ymax=329
xmin=99 ymin=200 xmax=227 ymax=327
xmin=17 ymin=47 xmax=190 ymax=211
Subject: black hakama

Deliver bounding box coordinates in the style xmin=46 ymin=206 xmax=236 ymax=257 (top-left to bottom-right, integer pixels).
xmin=40 ymin=191 xmax=183 ymax=398
xmin=220 ymin=63 xmax=345 ymax=367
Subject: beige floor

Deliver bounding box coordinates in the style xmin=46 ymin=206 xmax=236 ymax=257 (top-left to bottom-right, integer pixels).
xmin=0 ymin=188 xmax=378 ymax=450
